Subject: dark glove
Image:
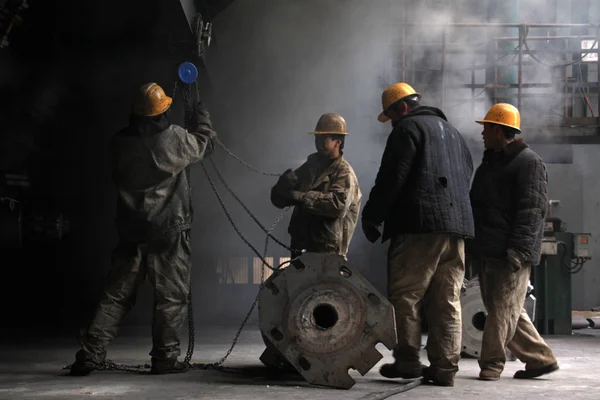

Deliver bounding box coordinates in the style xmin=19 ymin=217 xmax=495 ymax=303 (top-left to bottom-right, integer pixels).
xmin=287 ymin=190 xmax=305 ymax=205
xmin=277 ymin=168 xmax=299 ymax=189
xmin=189 ymin=101 xmax=214 ymax=131
xmin=506 ymin=248 xmax=528 ymax=272
xmin=362 ymin=219 xmax=382 ymax=243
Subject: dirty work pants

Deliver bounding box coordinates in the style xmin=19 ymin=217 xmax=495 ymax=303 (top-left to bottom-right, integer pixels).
xmin=77 ymin=231 xmax=192 ymax=365
xmin=387 ymin=233 xmax=465 ymax=377
xmin=478 ymin=259 xmax=557 ymax=373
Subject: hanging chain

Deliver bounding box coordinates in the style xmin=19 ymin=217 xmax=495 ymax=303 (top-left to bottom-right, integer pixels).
xmin=207 ymin=157 xmax=292 ymax=251
xmin=214 ymin=137 xmax=281 ymax=176
xmin=200 ymin=161 xmax=293 ymax=270
xmin=186 ymin=211 xmax=296 ymax=370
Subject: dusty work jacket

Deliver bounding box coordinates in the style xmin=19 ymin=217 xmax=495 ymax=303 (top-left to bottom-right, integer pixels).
xmin=110 ymin=112 xmax=215 ymax=242
xmin=271 ymin=153 xmax=362 ymax=257
xmin=468 ymin=138 xmax=548 ymax=265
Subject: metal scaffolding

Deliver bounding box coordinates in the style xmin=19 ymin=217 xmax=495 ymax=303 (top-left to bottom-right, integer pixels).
xmin=397 ymin=23 xmax=600 ymax=143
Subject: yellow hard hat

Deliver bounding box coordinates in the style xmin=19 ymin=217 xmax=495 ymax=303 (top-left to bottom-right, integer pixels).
xmin=309 ymin=113 xmax=349 ymax=135
xmin=378 ymin=82 xmax=421 ymax=122
xmin=476 ymin=103 xmax=521 ymax=132
xmin=132 ymin=83 xmax=173 ymax=117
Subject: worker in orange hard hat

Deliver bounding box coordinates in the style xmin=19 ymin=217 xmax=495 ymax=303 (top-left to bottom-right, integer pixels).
xmin=69 ymin=82 xmax=218 ymax=376
xmin=362 ymin=82 xmax=474 ymax=386
xmin=265 ymin=113 xmax=362 ymax=373
xmin=271 ymin=113 xmax=362 ymax=258
xmin=469 ymin=103 xmax=559 ymax=381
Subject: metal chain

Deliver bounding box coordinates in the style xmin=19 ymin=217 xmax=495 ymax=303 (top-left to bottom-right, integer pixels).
xmin=207 ymin=157 xmax=292 ymax=251
xmin=188 ymin=80 xmax=281 ymax=177
xmin=187 ymin=211 xmax=295 ymax=370
xmin=200 ymin=161 xmax=293 ymax=271
xmin=214 ymin=138 xmax=281 ymax=176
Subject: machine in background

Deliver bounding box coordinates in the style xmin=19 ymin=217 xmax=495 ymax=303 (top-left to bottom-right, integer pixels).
xmin=533 ymin=213 xmax=592 ymax=334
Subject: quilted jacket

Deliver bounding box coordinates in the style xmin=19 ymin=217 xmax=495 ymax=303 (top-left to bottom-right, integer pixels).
xmin=362 ymin=106 xmax=474 ymax=242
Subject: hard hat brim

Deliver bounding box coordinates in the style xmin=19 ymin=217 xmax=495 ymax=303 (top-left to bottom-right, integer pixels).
xmin=377 ymin=92 xmax=421 ymax=123
xmin=475 ymin=119 xmax=521 ymax=132
xmin=141 ymin=96 xmax=173 ymax=117
xmin=377 ymin=111 xmax=390 ymax=123
xmin=308 ymin=131 xmax=349 ymax=135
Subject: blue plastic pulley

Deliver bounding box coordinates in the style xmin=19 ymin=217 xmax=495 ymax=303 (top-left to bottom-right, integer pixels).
xmin=178 ymin=61 xmax=198 ymax=84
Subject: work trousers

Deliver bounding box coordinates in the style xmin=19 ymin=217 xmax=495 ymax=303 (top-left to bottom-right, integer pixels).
xmin=478 ymin=258 xmax=557 ymax=373
xmin=387 ymin=233 xmax=465 ymax=378
xmin=77 ymin=231 xmax=192 ymax=365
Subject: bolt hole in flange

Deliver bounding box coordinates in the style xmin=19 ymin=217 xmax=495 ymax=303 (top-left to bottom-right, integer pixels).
xmin=367 ymin=293 xmax=381 ymax=305
xmin=339 ymin=265 xmax=352 ymax=278
xmin=313 ymin=303 xmax=339 ymax=330
xmin=472 ymin=311 xmax=487 ymax=331
xmin=298 ymin=356 xmax=311 ymax=371
xmin=270 ymin=327 xmax=283 ymax=341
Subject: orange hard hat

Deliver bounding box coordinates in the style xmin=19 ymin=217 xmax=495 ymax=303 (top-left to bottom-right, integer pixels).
xmin=476 ymin=103 xmax=521 ymax=132
xmin=132 ymin=83 xmax=173 ymax=117
xmin=378 ymin=82 xmax=421 ymax=122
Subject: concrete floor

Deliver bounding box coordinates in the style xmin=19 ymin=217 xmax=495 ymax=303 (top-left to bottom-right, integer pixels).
xmin=0 ymin=326 xmax=599 ymax=400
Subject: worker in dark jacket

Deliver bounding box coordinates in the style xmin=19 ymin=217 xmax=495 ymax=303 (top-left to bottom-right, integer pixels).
xmin=69 ymin=82 xmax=217 ymax=376
xmin=469 ymin=103 xmax=558 ymax=381
xmin=361 ymin=82 xmax=474 ymax=387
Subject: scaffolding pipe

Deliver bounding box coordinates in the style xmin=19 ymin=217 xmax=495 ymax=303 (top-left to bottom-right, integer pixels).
xmin=494 ymin=35 xmax=597 ymax=41
xmin=398 ymin=22 xmax=595 ymax=28
xmin=518 ymin=25 xmax=524 ymax=110
xmin=597 ymin=28 xmax=600 ymax=118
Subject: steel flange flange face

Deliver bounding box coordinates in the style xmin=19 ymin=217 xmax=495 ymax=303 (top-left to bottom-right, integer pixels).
xmin=258 ymin=252 xmax=397 ymax=389
xmin=461 ymin=276 xmax=487 ymax=358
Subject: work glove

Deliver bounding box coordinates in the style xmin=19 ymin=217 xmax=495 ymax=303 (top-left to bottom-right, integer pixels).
xmin=362 ymin=219 xmax=382 ymax=243
xmin=506 ymin=248 xmax=528 ymax=272
xmin=287 ymin=190 xmax=305 ymax=205
xmin=188 ymin=101 xmax=214 ymax=132
xmin=277 ymin=168 xmax=299 ymax=189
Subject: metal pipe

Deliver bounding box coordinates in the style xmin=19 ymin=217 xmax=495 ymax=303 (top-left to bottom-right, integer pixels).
xmin=401 ymin=25 xmax=406 ymax=82
xmin=471 ymin=59 xmax=476 ymax=119
xmin=518 ymin=25 xmax=524 ymax=110
xmin=597 ymin=28 xmax=600 ymax=119
xmin=493 ymin=40 xmax=498 ymax=105
xmin=398 ymin=22 xmax=595 ymax=28
xmin=441 ymin=28 xmax=447 ymax=109
xmin=494 ymin=35 xmax=596 ymax=40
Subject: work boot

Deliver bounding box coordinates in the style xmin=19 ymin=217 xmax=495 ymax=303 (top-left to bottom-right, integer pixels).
xmin=379 ymin=362 xmax=424 ymax=379
xmin=69 ymin=359 xmax=98 ymax=376
xmin=479 ymin=369 xmax=501 ymax=381
xmin=514 ymin=362 xmax=559 ymax=379
xmin=422 ymin=366 xmax=455 ymax=387
xmin=150 ymin=358 xmax=190 ymax=375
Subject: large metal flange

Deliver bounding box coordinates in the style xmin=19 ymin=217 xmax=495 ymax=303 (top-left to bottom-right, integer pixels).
xmin=460 ymin=276 xmax=487 ymax=358
xmin=461 ymin=276 xmax=537 ymax=359
xmin=258 ymin=252 xmax=397 ymax=389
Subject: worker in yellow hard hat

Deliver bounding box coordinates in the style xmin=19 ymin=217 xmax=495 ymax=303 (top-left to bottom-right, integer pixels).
xmin=362 ymin=82 xmax=475 ymax=387
xmin=69 ymin=83 xmax=218 ymax=376
xmin=469 ymin=103 xmax=559 ymax=381
xmin=265 ymin=113 xmax=362 ymax=373
xmin=270 ymin=113 xmax=362 ymax=258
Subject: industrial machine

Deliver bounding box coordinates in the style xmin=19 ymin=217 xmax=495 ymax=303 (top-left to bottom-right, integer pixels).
xmin=533 ymin=214 xmax=592 ymax=334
